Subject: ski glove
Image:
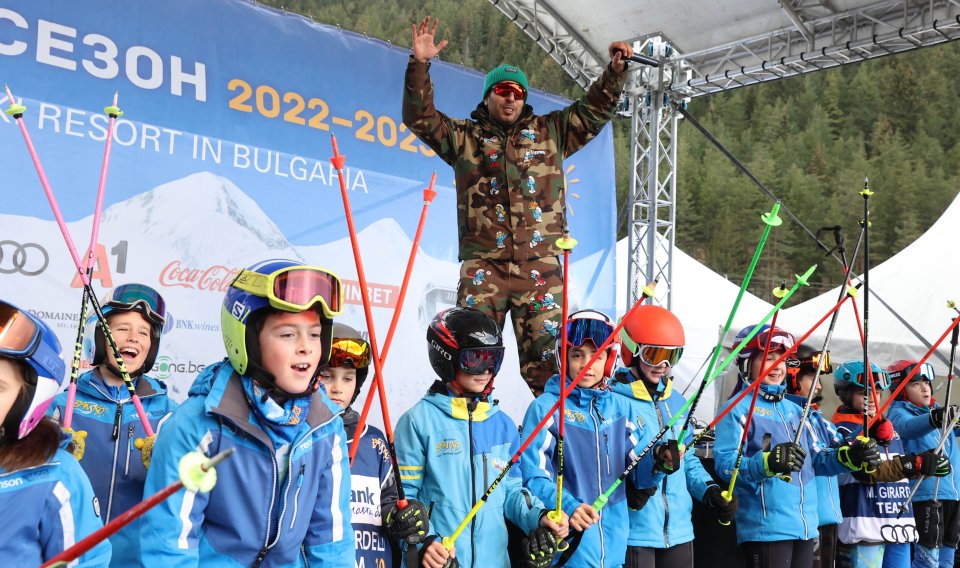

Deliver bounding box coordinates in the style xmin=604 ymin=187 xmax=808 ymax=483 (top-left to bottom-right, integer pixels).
xmin=64 ymin=427 xmax=87 ymax=461
xmin=520 ymin=527 xmax=558 ymax=568
xmin=625 ymin=480 xmax=657 ymax=510
xmin=654 ymin=439 xmax=681 ymax=474
xmin=901 ymin=451 xmax=952 ymax=478
xmin=869 ymin=417 xmax=895 ymax=447
xmin=704 ymin=484 xmax=738 ymax=524
xmin=763 ymin=442 xmax=805 ymax=476
xmin=385 ymin=499 xmax=429 ymax=544
xmin=838 ymin=437 xmax=881 ymax=472
xmin=930 ymin=405 xmax=960 ymax=429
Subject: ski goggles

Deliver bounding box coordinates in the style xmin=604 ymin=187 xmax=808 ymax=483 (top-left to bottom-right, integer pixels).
xmin=328 ymin=337 xmax=371 ymax=369
xmin=492 ymin=82 xmax=526 ymax=100
xmin=889 ymin=362 xmax=935 ymax=384
xmin=857 ymin=370 xmax=892 ymax=391
xmin=635 ymin=344 xmax=684 ymax=367
xmin=459 ymin=347 xmax=505 ymax=375
xmin=105 ymin=284 xmax=166 ymax=326
xmin=565 ymin=317 xmax=615 ymax=350
xmin=0 ymin=301 xmax=59 ymax=371
xmin=787 ymin=351 xmax=833 ymax=378
xmin=739 ymin=328 xmax=795 ymax=354
xmin=232 ymin=265 xmax=343 ymax=318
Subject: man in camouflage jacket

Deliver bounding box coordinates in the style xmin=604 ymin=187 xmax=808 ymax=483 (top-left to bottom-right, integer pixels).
xmin=403 ymin=15 xmax=632 ymax=396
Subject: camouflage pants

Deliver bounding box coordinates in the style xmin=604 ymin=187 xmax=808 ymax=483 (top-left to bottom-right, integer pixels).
xmin=456 ymin=257 xmax=562 ymax=396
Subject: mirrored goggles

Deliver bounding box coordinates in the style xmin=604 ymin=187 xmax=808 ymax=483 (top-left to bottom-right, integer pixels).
xmin=638 ymin=344 xmax=684 ymax=367
xmin=106 ymin=283 xmax=167 ymax=326
xmin=493 ymin=82 xmax=526 ymax=100
xmin=328 ymin=337 xmax=371 ymax=369
xmin=0 ymin=301 xmax=40 ymax=357
xmin=232 ymin=266 xmax=343 ymax=318
xmin=565 ymin=318 xmax=615 ymax=350
xmin=890 ymin=362 xmax=936 ymax=384
xmin=459 ymin=347 xmax=505 ymax=375
xmin=741 ymin=328 xmax=795 ymax=354
xmin=858 ymin=370 xmax=892 ymax=391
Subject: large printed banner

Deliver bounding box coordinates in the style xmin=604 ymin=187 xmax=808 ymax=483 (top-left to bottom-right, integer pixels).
xmin=0 ymin=0 xmax=617 ymax=423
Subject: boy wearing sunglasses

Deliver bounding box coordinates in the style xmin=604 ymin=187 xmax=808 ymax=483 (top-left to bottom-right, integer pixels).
xmin=395 ymin=307 xmax=567 ymax=568
xmin=713 ymin=326 xmax=880 ymax=568
xmin=519 ymin=309 xmax=667 ymax=567
xmin=140 ymin=260 xmax=354 ymax=567
xmin=608 ymin=305 xmax=736 ymax=567
xmin=318 ymin=323 xmax=429 ymax=567
xmin=887 ymin=359 xmax=960 ymax=568
xmin=47 ymin=283 xmax=177 ymax=567
xmin=404 ymin=16 xmax=634 ymax=396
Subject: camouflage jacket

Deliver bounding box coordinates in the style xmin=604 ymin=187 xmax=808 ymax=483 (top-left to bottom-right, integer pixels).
xmin=402 ymin=57 xmax=626 ymax=261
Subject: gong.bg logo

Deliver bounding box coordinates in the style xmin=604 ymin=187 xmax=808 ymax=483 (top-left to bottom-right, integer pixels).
xmin=152 ymin=355 xmax=206 ymax=380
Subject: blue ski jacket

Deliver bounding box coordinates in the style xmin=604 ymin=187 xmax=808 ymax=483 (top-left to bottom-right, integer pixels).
xmin=140 ymin=359 xmax=354 ymax=567
xmin=714 ymin=386 xmax=848 ymax=544
xmin=49 ymin=369 xmax=177 ymax=567
xmin=343 ymin=408 xmax=399 ymax=568
xmin=394 ymin=382 xmax=544 ymax=568
xmin=887 ymin=400 xmax=960 ymax=502
xmin=0 ymin=440 xmax=111 ymax=567
xmin=519 ymin=374 xmax=664 ymax=567
xmin=786 ymin=394 xmax=843 ymax=528
xmin=610 ymin=372 xmax=715 ymax=549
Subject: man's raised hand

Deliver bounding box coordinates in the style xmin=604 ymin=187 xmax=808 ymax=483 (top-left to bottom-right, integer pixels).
xmin=412 ymin=16 xmax=449 ymax=63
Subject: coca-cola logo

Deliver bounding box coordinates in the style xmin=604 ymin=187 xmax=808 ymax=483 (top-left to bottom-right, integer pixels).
xmin=159 ymin=261 xmax=240 ymax=293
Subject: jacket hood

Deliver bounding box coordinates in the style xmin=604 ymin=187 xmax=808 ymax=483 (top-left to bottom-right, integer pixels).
xmin=422 ymin=386 xmax=499 ymax=423
xmin=543 ymin=373 xmax=611 ymax=406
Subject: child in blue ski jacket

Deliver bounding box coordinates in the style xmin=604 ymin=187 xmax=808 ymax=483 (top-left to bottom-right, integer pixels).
xmin=48 ymin=283 xmax=177 ymax=567
xmin=886 ymin=359 xmax=960 ymax=568
xmin=318 ymin=323 xmax=430 ymax=567
xmin=714 ymin=325 xmax=879 ymax=568
xmin=830 ymin=360 xmax=934 ymax=568
xmin=609 ymin=304 xmax=737 ymax=568
xmin=395 ymin=307 xmax=567 ymax=568
xmin=520 ymin=309 xmax=671 ymax=568
xmin=140 ymin=260 xmax=354 ymax=567
xmin=0 ymin=299 xmax=111 ymax=567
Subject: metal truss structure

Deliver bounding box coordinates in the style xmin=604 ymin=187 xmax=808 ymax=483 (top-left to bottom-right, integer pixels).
xmin=489 ymin=0 xmax=960 ymax=307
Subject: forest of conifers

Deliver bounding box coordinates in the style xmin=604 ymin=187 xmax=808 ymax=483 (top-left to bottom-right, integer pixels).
xmin=261 ymin=0 xmax=960 ymax=299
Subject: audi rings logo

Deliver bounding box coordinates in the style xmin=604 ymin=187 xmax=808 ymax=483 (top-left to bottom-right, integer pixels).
xmin=881 ymin=524 xmax=918 ymax=544
xmin=0 ymin=241 xmax=49 ymax=276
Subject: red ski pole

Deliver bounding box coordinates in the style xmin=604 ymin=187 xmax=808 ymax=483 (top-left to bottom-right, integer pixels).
xmin=329 ymin=135 xmax=407 ymax=507
xmin=40 ymin=449 xmax=234 ymax=568
xmin=349 ymin=172 xmax=437 ymax=464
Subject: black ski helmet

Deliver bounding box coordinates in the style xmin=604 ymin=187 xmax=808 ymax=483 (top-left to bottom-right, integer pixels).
xmin=328 ymin=323 xmax=371 ymax=405
xmin=426 ymin=308 xmax=504 ymax=383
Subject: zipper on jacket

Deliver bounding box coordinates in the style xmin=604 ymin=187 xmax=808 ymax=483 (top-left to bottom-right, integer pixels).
xmin=111 ymin=402 xmax=123 ymax=440
xmin=125 ymin=424 xmax=134 ymax=476
xmin=290 ymin=464 xmax=306 ymax=529
xmin=482 ymin=452 xmax=489 ymax=489
xmin=468 ymin=403 xmax=477 ymax=568
xmin=653 ymin=397 xmax=671 ymax=547
xmin=589 ymin=398 xmax=606 ymax=566
xmin=255 ymin=448 xmax=280 ymax=566
xmin=776 ymin=404 xmax=809 ymax=537
xmin=106 ymin=401 xmax=124 ymax=521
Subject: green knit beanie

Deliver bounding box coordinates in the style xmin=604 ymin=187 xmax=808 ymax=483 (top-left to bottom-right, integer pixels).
xmin=482 ymin=64 xmax=528 ymax=99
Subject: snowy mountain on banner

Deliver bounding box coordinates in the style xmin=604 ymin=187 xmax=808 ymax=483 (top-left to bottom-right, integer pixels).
xmin=98 ymin=172 xmax=302 ymax=265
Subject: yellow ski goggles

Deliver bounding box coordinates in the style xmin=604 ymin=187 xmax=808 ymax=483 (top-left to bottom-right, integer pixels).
xmin=231 ymin=265 xmax=343 ymax=318
xmin=329 ymin=337 xmax=371 ymax=369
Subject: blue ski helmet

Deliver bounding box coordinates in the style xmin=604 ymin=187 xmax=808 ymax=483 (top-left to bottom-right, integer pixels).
xmin=833 ymin=360 xmax=890 ymax=396
xmin=0 ymin=300 xmax=65 ymax=440
xmin=221 ymin=259 xmax=343 ymax=394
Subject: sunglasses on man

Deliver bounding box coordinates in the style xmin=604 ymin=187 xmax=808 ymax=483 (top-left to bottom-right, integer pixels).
xmin=492 ymin=82 xmax=526 ymax=100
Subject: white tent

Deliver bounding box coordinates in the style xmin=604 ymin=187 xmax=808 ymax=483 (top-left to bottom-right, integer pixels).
xmin=778 ymin=193 xmax=960 ymax=384
xmin=616 ymin=238 xmax=776 ymax=419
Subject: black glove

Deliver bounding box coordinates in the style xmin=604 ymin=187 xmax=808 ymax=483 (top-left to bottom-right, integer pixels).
xmin=929 ymin=406 xmax=960 ymax=429
xmin=764 ymin=442 xmax=805 ymax=476
xmin=385 ymin=500 xmax=429 ymax=544
xmin=625 ymin=481 xmax=657 ymax=510
xmin=654 ymin=439 xmax=681 ymax=474
xmin=838 ymin=437 xmax=881 ymax=472
xmin=869 ymin=417 xmax=895 ymax=447
xmin=703 ymin=484 xmax=738 ymax=524
xmin=520 ymin=527 xmax=557 ymax=568
xmin=916 ymin=500 xmax=944 ymax=549
xmin=901 ymin=451 xmax=952 ymax=478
